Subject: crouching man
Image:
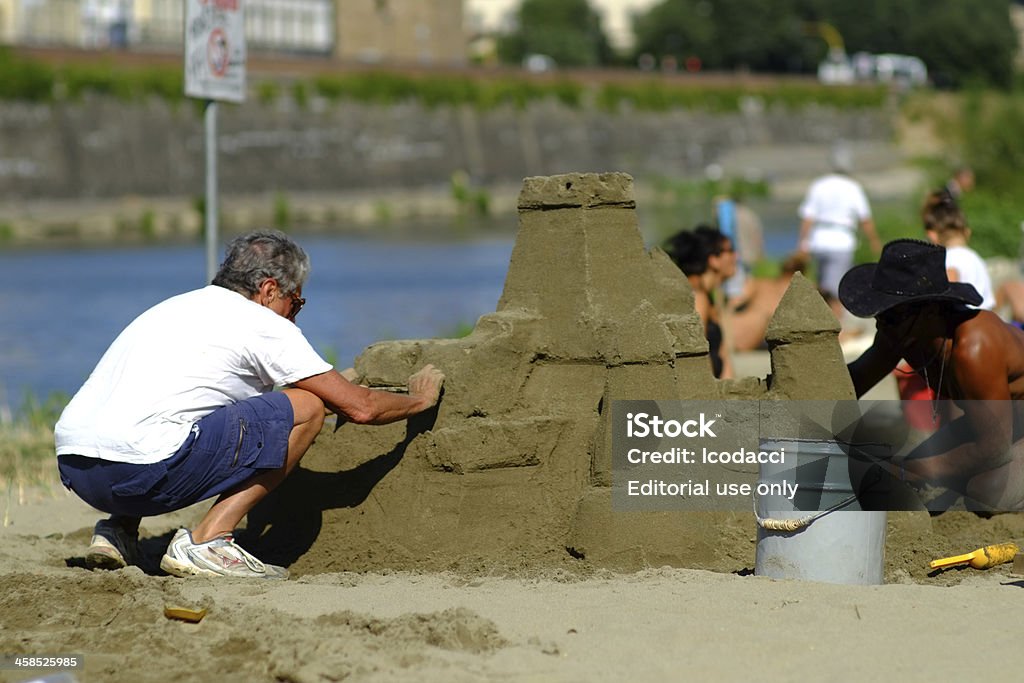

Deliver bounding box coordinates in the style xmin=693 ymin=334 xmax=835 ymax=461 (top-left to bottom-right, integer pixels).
xmin=55 ymin=230 xmax=444 ymax=579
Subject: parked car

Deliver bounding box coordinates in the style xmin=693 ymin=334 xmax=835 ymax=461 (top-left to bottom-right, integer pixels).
xmin=872 ymin=53 xmax=928 ymax=87
xmin=817 ymin=53 xmax=854 ymax=85
xmin=820 ymin=51 xmax=928 ymax=88
xmin=522 ymin=54 xmax=557 ymax=73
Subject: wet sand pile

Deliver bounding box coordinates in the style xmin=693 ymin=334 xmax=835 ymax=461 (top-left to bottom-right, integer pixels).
xmin=245 ymin=172 xmax=863 ymax=577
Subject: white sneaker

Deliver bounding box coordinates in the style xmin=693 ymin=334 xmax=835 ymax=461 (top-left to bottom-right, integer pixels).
xmin=159 ymin=528 xmax=289 ymax=580
xmin=86 ymin=518 xmax=139 ymax=570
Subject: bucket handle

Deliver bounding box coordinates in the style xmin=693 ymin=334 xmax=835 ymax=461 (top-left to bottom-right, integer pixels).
xmin=754 ymin=492 xmax=859 ymax=532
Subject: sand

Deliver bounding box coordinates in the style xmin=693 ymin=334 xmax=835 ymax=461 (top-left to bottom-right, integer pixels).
xmin=2 ymin=484 xmax=1024 ymax=683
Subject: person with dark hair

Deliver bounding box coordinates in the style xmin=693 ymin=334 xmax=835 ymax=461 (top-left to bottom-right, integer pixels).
xmin=56 ymin=230 xmax=445 ymax=579
xmin=944 ymin=165 xmax=975 ymax=201
xmin=664 ymin=225 xmax=737 ymax=378
xmin=841 ymin=239 xmax=1024 ymax=511
xmin=921 ymin=189 xmax=993 ymax=309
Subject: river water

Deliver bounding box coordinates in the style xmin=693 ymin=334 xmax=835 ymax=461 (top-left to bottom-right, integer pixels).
xmin=0 ymin=212 xmax=802 ymax=414
xmin=0 ymin=234 xmax=517 ymax=414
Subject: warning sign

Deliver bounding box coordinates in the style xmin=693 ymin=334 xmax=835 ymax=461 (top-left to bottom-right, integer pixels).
xmin=185 ymin=0 xmax=246 ymax=102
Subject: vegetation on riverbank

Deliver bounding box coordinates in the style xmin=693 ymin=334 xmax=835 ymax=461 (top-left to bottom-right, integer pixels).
xmin=0 ymin=46 xmax=886 ymax=112
xmin=866 ymin=89 xmax=1024 ymax=260
xmin=0 ymin=392 xmax=68 ymax=500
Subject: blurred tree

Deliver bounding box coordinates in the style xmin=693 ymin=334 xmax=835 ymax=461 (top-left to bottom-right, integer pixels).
xmin=631 ymin=0 xmax=819 ymax=72
xmin=631 ymin=0 xmax=717 ymax=68
xmin=901 ymin=0 xmax=1016 ymax=88
xmin=496 ymin=0 xmax=615 ymax=68
xmin=631 ymin=0 xmax=1016 ymax=87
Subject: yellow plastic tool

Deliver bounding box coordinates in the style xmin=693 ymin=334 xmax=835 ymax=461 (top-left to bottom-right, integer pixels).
xmin=163 ymin=605 xmax=208 ymax=623
xmin=929 ymin=543 xmax=1020 ymax=570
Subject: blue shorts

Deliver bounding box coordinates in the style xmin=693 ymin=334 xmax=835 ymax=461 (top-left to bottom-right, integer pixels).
xmin=58 ymin=392 xmax=294 ymax=518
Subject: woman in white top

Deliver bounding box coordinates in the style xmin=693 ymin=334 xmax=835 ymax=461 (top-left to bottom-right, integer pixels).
xmin=921 ymin=190 xmax=995 ymax=310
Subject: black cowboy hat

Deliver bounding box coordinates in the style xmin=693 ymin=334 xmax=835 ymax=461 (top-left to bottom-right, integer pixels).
xmin=838 ymin=238 xmax=982 ymax=318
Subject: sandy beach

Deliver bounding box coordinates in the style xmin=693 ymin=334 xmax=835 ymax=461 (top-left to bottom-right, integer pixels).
xmin=3 ymin=475 xmax=1024 ymax=683
xmin=6 ymin=173 xmax=1023 ymax=683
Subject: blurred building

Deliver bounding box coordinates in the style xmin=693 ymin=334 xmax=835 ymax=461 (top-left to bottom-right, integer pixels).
xmin=0 ymin=0 xmax=18 ymax=43
xmin=336 ymin=0 xmax=463 ymax=65
xmin=466 ymin=0 xmax=657 ymax=53
xmin=1013 ymin=2 xmax=1024 ymax=71
xmin=0 ymin=0 xmax=466 ymax=64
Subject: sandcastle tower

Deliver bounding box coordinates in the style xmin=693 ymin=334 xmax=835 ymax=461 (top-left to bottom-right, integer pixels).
xmin=247 ymin=172 xmax=856 ymax=574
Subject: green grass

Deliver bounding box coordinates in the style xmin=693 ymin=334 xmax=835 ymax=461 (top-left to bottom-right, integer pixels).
xmin=0 ymin=392 xmax=69 ymax=500
xmin=0 ymin=424 xmax=59 ymax=488
xmin=438 ymin=321 xmax=476 ymax=339
xmin=0 ymin=48 xmax=887 ymax=115
xmin=273 ymin=192 xmax=291 ymax=230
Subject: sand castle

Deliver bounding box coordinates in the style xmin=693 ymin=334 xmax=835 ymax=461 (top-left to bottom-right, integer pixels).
xmin=247 ymin=172 xmax=857 ymax=575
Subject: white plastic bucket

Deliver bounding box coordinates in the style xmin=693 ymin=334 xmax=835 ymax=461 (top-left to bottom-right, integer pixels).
xmin=755 ymin=438 xmax=886 ymax=585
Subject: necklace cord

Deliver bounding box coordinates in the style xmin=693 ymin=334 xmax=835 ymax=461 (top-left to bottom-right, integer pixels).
xmin=921 ymin=337 xmax=948 ymax=424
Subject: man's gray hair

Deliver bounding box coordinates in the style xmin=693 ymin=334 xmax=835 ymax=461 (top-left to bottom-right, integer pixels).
xmin=212 ymin=230 xmax=311 ymax=296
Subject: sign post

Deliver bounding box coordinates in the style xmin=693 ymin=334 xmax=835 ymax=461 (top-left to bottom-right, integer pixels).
xmin=184 ymin=0 xmax=246 ymax=283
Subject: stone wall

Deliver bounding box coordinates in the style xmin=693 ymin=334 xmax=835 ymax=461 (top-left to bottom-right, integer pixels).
xmin=240 ymin=172 xmax=857 ymax=575
xmin=0 ymin=96 xmax=893 ymax=201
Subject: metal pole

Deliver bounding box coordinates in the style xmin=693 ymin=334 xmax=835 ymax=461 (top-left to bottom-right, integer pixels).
xmin=204 ymin=99 xmax=218 ymax=284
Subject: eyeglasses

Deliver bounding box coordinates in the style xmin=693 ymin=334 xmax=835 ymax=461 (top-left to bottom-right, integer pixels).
xmin=287 ymin=291 xmax=306 ymax=321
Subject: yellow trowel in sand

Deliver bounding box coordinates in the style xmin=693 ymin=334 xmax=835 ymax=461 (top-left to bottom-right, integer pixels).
xmin=929 ymin=543 xmax=1019 ymax=570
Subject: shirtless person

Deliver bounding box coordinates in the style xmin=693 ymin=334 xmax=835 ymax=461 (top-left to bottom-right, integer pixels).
xmin=840 ymin=239 xmax=1024 ymax=511
xmin=727 ymin=253 xmax=807 ymax=352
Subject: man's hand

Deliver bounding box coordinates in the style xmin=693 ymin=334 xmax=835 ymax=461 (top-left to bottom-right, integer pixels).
xmin=408 ymin=364 xmax=445 ymax=408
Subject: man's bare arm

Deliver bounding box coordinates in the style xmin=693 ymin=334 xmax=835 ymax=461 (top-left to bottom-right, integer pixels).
xmin=294 ymin=364 xmax=444 ymax=425
xmin=797 ymin=217 xmax=813 ymax=253
xmin=847 ymin=337 xmax=899 ymax=398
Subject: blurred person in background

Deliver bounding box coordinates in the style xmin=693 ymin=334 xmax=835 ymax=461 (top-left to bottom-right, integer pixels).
xmin=922 ymin=189 xmax=994 ymax=309
xmin=727 ymin=253 xmax=808 ymax=352
xmin=714 ymin=193 xmax=764 ymax=301
xmin=944 ymin=165 xmax=975 ymax=202
xmin=665 ymin=226 xmax=737 ymax=379
xmin=796 ymin=143 xmax=882 ymax=300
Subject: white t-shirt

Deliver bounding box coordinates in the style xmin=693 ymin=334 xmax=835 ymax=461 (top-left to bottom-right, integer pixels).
xmin=799 ymin=173 xmax=872 ymax=253
xmin=55 ymin=285 xmax=333 ymax=465
xmin=945 ymin=245 xmax=995 ymax=310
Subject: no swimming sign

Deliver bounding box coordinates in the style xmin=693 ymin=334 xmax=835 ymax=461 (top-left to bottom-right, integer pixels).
xmin=185 ymin=0 xmax=247 ymax=103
